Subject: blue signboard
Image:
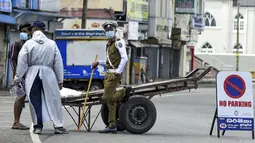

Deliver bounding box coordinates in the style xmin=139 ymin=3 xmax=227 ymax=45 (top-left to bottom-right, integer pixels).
xmin=191 ymin=15 xmax=205 ymax=30
xmin=56 ymin=39 xmax=106 ymax=80
xmin=0 ymin=0 xmax=12 ymax=13
xmin=218 ymin=117 xmax=253 ymax=131
xmin=63 ymin=66 xmax=106 ymax=79
xmin=55 ymin=30 xmax=106 ymax=37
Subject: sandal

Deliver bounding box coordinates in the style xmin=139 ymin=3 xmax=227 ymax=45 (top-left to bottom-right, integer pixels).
xmin=11 ymin=123 xmax=30 ymax=130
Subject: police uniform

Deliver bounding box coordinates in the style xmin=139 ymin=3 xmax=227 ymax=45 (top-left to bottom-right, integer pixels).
xmin=97 ymin=22 xmax=132 ymax=133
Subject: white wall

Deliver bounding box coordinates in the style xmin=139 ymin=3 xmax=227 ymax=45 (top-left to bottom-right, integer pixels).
xmin=196 ymin=0 xmax=230 ymax=53
xmin=245 ymin=8 xmax=255 ymax=54
xmin=230 ymin=7 xmax=247 ymax=53
xmin=196 ymin=53 xmax=255 ymax=72
xmin=196 ymin=0 xmax=255 ymax=55
xmin=194 ymin=0 xmax=255 ymax=72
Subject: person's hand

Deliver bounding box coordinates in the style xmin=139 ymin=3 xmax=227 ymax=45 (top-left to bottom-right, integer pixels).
xmin=58 ymin=82 xmax=63 ymax=90
xmin=92 ymin=61 xmax=99 ymax=69
xmin=114 ymin=72 xmax=121 ymax=79
xmin=13 ymin=79 xmax=20 ymax=86
xmin=114 ymin=72 xmax=120 ymax=77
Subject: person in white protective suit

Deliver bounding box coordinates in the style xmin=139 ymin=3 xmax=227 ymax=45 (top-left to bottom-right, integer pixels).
xmin=14 ymin=21 xmax=69 ymax=134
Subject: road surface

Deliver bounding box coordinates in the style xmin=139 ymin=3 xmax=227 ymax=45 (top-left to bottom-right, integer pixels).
xmin=0 ymin=88 xmax=254 ymax=143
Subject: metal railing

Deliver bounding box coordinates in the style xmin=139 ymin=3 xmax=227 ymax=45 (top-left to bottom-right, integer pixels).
xmin=200 ymin=54 xmax=235 ymax=71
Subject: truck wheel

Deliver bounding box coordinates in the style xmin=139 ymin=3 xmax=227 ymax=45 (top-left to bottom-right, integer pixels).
xmin=119 ymin=96 xmax=157 ymax=134
xmin=100 ymin=103 xmax=126 ymax=131
xmin=90 ymin=82 xmax=103 ymax=91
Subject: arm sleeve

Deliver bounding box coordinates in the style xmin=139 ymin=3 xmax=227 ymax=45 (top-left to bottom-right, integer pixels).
xmin=14 ymin=44 xmax=29 ymax=82
xmin=53 ymin=43 xmax=64 ymax=83
xmin=10 ymin=42 xmax=18 ymax=71
xmin=115 ymin=39 xmax=128 ymax=74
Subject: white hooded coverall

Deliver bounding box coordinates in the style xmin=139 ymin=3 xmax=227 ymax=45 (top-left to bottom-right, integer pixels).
xmin=14 ymin=30 xmax=64 ymax=128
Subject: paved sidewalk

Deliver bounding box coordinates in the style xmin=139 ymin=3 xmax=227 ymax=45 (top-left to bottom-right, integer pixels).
xmin=0 ymin=94 xmax=32 ymax=143
xmin=0 ymin=91 xmax=10 ymax=96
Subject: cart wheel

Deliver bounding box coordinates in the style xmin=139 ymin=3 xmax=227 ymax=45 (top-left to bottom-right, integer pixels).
xmin=100 ymin=103 xmax=126 ymax=131
xmin=119 ymin=95 xmax=157 ymax=134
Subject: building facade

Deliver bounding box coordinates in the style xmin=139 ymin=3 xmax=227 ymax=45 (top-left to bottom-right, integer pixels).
xmin=144 ymin=0 xmax=174 ymax=80
xmin=0 ymin=0 xmax=15 ymax=88
xmin=0 ymin=0 xmax=69 ymax=88
xmin=172 ymin=0 xmax=205 ymax=76
xmin=59 ymin=0 xmax=206 ymax=84
xmin=196 ymin=0 xmax=255 ymax=54
xmin=195 ymin=0 xmax=255 ymax=72
xmin=59 ymin=0 xmax=150 ymax=84
xmin=60 ymin=0 xmax=122 ymax=29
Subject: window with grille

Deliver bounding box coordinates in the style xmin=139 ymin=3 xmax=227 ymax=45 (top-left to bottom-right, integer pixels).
xmin=233 ymin=43 xmax=243 ymax=53
xmin=204 ymin=12 xmax=217 ymax=27
xmin=201 ymin=42 xmax=213 ymax=53
xmin=233 ymin=13 xmax=245 ymax=31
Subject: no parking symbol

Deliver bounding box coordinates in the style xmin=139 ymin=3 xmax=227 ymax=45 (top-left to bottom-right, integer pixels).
xmin=223 ymin=74 xmax=246 ymax=99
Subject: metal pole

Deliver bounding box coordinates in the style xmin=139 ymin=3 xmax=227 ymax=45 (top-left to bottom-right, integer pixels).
xmin=81 ymin=0 xmax=88 ymax=29
xmin=236 ymin=0 xmax=240 ymax=71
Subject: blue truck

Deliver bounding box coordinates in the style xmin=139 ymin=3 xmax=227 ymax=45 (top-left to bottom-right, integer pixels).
xmin=55 ymin=29 xmax=108 ymax=91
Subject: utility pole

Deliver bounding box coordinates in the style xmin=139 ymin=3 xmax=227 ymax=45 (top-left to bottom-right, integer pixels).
xmin=81 ymin=0 xmax=88 ymax=29
xmin=236 ymin=0 xmax=240 ymax=71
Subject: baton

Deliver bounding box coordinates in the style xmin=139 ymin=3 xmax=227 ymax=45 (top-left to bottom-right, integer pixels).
xmin=78 ymin=55 xmax=98 ymax=131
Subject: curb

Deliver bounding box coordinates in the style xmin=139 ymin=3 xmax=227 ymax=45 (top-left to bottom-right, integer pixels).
xmin=0 ymin=92 xmax=10 ymax=96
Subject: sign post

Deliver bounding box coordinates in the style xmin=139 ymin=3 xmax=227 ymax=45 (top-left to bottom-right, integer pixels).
xmin=209 ymin=71 xmax=254 ymax=139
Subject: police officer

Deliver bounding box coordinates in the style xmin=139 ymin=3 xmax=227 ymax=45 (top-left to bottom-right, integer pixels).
xmin=92 ymin=21 xmax=132 ymax=133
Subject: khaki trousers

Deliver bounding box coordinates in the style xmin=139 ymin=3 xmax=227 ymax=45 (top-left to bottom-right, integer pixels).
xmin=102 ymin=72 xmax=125 ymax=127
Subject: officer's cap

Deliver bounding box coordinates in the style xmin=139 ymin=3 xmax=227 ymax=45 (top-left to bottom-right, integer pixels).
xmin=102 ymin=21 xmax=118 ymax=30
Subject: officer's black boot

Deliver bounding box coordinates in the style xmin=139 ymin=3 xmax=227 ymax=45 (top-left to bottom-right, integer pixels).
xmin=122 ymin=85 xmax=132 ymax=102
xmin=98 ymin=125 xmax=117 ymax=134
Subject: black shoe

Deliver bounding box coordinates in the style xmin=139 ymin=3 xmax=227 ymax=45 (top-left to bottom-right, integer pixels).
xmin=54 ymin=127 xmax=69 ymax=134
xmin=98 ymin=126 xmax=117 ymax=134
xmin=123 ymin=86 xmax=132 ymax=102
xmin=33 ymin=128 xmax=42 ymax=134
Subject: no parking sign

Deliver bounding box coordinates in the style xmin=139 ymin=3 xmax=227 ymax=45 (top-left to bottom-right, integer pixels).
xmin=216 ymin=71 xmax=254 ymax=131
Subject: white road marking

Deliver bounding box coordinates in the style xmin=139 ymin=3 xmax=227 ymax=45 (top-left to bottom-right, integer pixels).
xmin=30 ymin=123 xmax=41 ymax=143
xmin=62 ymin=105 xmax=70 ymax=108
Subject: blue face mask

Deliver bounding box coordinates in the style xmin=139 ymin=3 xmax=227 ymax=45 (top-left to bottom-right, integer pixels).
xmin=20 ymin=32 xmax=29 ymax=40
xmin=105 ymin=31 xmax=115 ymax=39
